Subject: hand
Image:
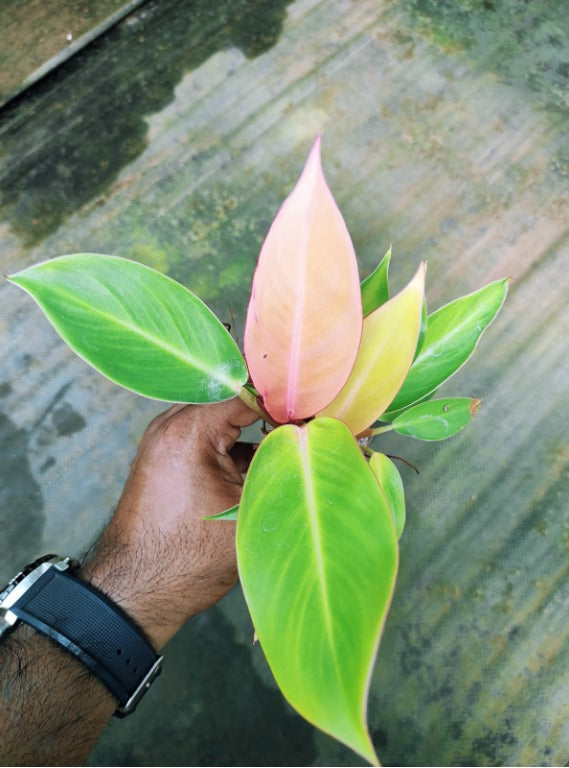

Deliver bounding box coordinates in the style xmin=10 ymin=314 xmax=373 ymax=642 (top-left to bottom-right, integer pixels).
xmin=0 ymin=398 xmax=259 ymax=766
xmin=81 ymin=397 xmax=258 ymax=650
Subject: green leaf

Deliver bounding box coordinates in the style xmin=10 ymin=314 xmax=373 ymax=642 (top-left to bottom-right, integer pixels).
xmin=386 ymin=279 xmax=508 ymax=413
xmin=381 ymin=389 xmax=437 ymax=422
xmin=368 ymin=452 xmax=406 ymax=538
xmin=391 ymin=397 xmax=480 ymax=441
xmin=237 ymin=418 xmax=398 ymax=765
xmin=369 ymin=451 xmax=405 ymax=539
xmin=203 ymin=504 xmax=238 ymax=520
xmin=414 ymin=298 xmax=428 ymax=360
xmin=8 ymin=254 xmax=248 ymax=402
xmin=360 ymin=246 xmax=391 ymax=316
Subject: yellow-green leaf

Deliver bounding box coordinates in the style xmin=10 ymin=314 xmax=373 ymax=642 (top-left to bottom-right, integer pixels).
xmin=318 ymin=263 xmax=426 ymax=434
xmin=237 ymin=418 xmax=398 ymax=765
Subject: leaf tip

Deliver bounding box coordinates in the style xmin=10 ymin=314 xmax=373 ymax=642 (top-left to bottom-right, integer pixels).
xmin=470 ymin=397 xmax=482 ymax=417
xmin=407 ymin=261 xmax=427 ymax=301
xmin=302 ymin=132 xmax=324 ymax=187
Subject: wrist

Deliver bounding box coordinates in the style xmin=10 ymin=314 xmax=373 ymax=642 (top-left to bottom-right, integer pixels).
xmin=79 ymin=557 xmax=167 ymax=652
xmin=79 ymin=532 xmax=183 ymax=651
xmin=8 ymin=621 xmax=117 ymax=714
xmin=1 ymin=555 xmax=162 ymax=720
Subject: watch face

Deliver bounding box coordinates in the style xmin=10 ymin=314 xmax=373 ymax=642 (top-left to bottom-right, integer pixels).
xmin=0 ymin=554 xmax=58 ymax=600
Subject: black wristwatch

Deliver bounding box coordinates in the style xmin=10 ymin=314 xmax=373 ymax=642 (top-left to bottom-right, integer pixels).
xmin=0 ymin=555 xmax=163 ymax=717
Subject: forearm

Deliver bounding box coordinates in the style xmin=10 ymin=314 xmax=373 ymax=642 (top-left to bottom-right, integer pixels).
xmin=0 ymin=400 xmax=256 ymax=766
xmin=0 ymin=543 xmax=165 ymax=767
xmin=0 ymin=624 xmax=116 ymax=766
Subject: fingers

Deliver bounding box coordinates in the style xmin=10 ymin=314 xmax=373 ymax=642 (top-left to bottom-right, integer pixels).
xmin=145 ymin=398 xmax=259 ymax=462
xmin=157 ymin=397 xmax=258 ymax=430
xmin=145 ymin=403 xmax=189 ymax=434
xmin=220 ymin=396 xmax=261 ymax=429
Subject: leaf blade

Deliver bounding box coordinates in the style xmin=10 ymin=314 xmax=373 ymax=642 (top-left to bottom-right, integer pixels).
xmin=243 ymin=137 xmax=362 ymax=423
xmin=318 ymin=263 xmax=425 ymax=434
xmin=202 ymin=504 xmax=239 ymax=520
xmin=386 ymin=279 xmax=508 ymax=413
xmin=368 ymin=452 xmax=406 ymax=538
xmin=391 ymin=396 xmax=480 ymax=441
xmin=237 ymin=418 xmax=398 ymax=765
xmin=8 ymin=254 xmax=248 ymax=402
xmin=361 ymin=246 xmax=391 ymax=316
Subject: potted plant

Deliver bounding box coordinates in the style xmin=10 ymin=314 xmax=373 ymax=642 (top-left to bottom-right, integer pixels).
xmin=7 ymin=136 xmax=507 ymax=765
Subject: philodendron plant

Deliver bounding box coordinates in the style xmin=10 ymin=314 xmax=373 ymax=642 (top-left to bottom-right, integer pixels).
xmin=8 ymin=136 xmax=507 ymax=765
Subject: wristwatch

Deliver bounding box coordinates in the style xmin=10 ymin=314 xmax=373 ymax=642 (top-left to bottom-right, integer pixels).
xmin=0 ymin=554 xmax=163 ymax=717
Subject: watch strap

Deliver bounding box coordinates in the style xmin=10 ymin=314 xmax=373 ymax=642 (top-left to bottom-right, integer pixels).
xmin=10 ymin=566 xmax=162 ymax=715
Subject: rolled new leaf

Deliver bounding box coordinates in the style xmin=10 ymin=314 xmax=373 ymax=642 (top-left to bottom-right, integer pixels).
xmin=390 ymin=397 xmax=480 ymax=441
xmin=384 ymin=279 xmax=508 ymax=416
xmin=8 ymin=254 xmax=248 ymax=402
xmin=244 ymin=136 xmax=362 ymax=423
xmin=237 ymin=418 xmax=398 ymax=765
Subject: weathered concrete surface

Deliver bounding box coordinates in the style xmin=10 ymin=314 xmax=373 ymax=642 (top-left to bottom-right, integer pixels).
xmin=0 ymin=0 xmax=148 ymax=107
xmin=1 ymin=0 xmax=568 ymax=765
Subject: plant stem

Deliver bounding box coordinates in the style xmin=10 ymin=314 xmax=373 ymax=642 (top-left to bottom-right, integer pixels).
xmin=369 ymin=424 xmax=395 ymax=436
xmin=238 ymin=386 xmax=279 ymax=427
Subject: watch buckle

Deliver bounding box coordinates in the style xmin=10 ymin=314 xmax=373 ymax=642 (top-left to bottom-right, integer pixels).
xmin=114 ymin=656 xmax=164 ymax=718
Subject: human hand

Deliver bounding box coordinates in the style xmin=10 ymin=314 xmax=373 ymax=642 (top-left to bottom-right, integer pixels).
xmin=81 ymin=397 xmax=259 ymax=650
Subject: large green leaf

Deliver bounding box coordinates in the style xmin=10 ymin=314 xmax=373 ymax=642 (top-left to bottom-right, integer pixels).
xmin=384 ymin=279 xmax=508 ymax=415
xmin=361 ymin=246 xmax=391 ymax=316
xmin=389 ymin=397 xmax=480 ymax=441
xmin=368 ymin=452 xmax=406 ymax=538
xmin=237 ymin=418 xmax=398 ymax=765
xmin=8 ymin=254 xmax=248 ymax=402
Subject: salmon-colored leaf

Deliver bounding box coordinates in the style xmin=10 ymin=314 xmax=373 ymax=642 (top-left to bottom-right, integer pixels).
xmin=244 ymin=136 xmax=362 ymax=424
xmin=318 ymin=264 xmax=425 ymax=434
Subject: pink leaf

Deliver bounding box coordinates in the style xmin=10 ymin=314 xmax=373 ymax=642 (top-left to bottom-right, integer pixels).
xmin=244 ymin=136 xmax=362 ymax=423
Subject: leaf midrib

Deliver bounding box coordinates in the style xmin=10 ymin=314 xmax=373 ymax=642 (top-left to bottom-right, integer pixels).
xmin=297 ymin=429 xmax=342 ymax=671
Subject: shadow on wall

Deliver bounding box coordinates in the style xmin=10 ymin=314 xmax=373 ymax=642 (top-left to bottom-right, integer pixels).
xmin=0 ymin=0 xmax=293 ymax=245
